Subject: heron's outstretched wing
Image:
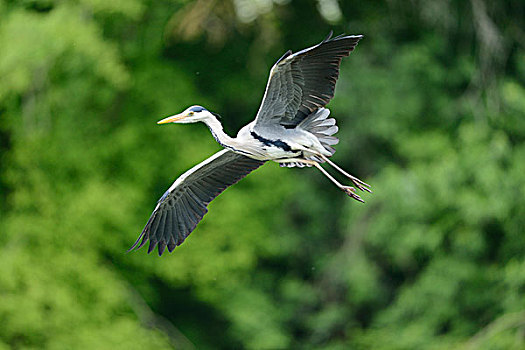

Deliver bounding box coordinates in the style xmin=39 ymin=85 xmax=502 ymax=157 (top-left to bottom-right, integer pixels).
xmin=253 ymin=33 xmax=362 ymax=131
xmin=130 ymin=149 xmax=265 ymax=256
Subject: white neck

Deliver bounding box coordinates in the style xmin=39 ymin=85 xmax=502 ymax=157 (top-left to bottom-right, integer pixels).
xmin=203 ymin=115 xmax=237 ymax=150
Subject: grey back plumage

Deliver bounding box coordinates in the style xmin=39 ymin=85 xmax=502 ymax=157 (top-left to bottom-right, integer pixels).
xmin=130 ymin=149 xmax=265 ymax=255
xmin=253 ymin=33 xmax=362 ymax=131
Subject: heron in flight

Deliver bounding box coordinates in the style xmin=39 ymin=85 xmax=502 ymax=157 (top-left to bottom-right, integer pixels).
xmin=130 ymin=32 xmax=371 ymax=255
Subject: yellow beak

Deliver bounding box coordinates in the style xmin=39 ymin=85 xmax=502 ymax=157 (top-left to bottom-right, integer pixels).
xmin=157 ymin=113 xmax=185 ymax=124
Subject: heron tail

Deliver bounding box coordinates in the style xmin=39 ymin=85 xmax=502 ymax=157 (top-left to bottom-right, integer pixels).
xmin=279 ymin=108 xmax=339 ymax=168
xmin=297 ymin=108 xmax=339 ymax=156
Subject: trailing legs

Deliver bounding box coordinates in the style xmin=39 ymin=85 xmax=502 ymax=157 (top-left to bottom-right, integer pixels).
xmin=319 ymin=155 xmax=372 ymax=193
xmin=276 ymin=158 xmax=367 ymax=202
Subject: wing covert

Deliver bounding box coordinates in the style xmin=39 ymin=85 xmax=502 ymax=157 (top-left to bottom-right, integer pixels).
xmin=130 ymin=149 xmax=265 ymax=255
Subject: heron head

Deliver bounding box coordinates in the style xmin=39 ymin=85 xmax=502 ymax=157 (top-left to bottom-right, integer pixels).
xmin=157 ymin=105 xmax=213 ymax=124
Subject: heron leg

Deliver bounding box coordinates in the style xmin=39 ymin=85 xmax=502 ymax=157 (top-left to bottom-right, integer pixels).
xmin=319 ymin=155 xmax=372 ymax=193
xmin=312 ymin=163 xmax=365 ymax=202
xmin=276 ymin=158 xmax=364 ymax=202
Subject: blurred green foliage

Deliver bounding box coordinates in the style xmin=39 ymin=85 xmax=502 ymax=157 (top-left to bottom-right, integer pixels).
xmin=1 ymin=0 xmax=524 ymax=349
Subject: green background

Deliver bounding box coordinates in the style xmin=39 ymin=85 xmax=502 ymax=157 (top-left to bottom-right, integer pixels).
xmin=1 ymin=0 xmax=524 ymax=348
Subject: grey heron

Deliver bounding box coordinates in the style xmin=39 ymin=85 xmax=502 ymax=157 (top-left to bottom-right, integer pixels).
xmin=130 ymin=32 xmax=371 ymax=255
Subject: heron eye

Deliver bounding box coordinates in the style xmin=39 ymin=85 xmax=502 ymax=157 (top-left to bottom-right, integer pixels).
xmin=189 ymin=112 xmax=194 ymax=116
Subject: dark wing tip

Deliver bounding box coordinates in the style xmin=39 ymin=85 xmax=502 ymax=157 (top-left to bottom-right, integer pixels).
xmin=322 ymin=30 xmax=334 ymax=43
xmin=127 ymin=210 xmax=156 ymax=253
xmin=275 ymin=49 xmax=293 ymax=65
xmin=331 ymin=34 xmax=364 ymax=41
xmin=127 ymin=229 xmax=148 ymax=253
xmin=157 ymin=241 xmax=167 ymax=256
xmin=127 ymin=236 xmax=141 ymax=253
xmin=131 ymin=226 xmax=172 ymax=257
xmin=147 ymin=239 xmax=157 ymax=254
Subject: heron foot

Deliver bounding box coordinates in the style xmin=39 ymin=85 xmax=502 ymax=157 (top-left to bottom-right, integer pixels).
xmin=343 ymin=186 xmax=364 ymax=203
xmin=351 ymin=178 xmax=372 ymax=193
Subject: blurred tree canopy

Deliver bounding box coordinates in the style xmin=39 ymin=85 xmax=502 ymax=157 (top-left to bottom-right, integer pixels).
xmin=1 ymin=0 xmax=525 ymax=349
